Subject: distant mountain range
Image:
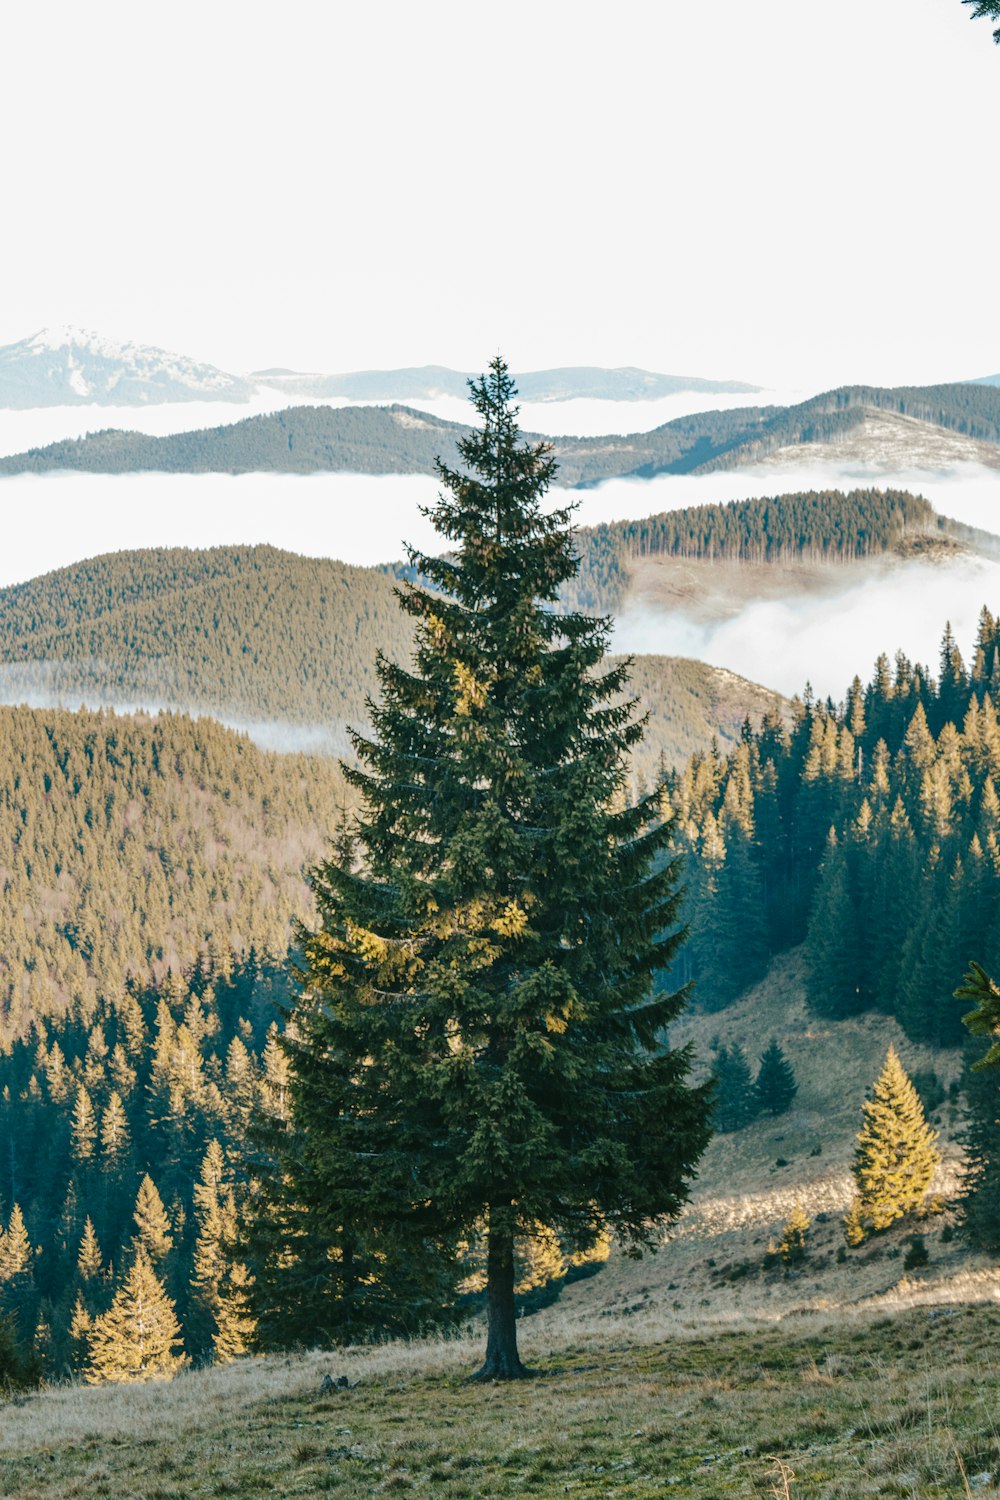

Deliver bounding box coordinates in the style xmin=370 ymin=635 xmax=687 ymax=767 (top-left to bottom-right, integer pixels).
xmin=0 ymin=328 xmax=758 ymax=410
xmin=3 ymin=382 xmax=998 ymax=482
xmin=249 ymin=363 xmax=761 ymax=403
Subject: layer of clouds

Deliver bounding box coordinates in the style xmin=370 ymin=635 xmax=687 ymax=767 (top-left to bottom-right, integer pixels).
xmin=613 ymin=553 xmax=1000 ymax=704
xmin=0 ymin=471 xmax=441 ymax=584
xmin=0 ymin=457 xmax=996 ymax=709
xmin=0 ymin=665 xmax=352 ymax=759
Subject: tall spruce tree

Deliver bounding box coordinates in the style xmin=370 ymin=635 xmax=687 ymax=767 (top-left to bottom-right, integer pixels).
xmin=955 ymin=962 xmax=1000 ymax=1247
xmin=280 ymin=359 xmax=712 ymax=1378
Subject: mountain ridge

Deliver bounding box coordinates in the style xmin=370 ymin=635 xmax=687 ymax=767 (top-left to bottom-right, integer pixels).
xmin=3 ymin=382 xmax=998 ymax=480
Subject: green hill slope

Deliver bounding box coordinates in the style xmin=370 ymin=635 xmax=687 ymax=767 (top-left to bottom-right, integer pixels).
xmin=0 ymin=546 xmax=410 ymax=754
xmin=1 ymin=383 xmax=998 ymax=481
xmin=0 ymin=706 xmax=348 ymax=1037
xmin=0 ymin=544 xmax=786 ymax=774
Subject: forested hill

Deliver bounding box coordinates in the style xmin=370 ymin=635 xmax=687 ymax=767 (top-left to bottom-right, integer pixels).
xmin=0 ymin=707 xmax=350 ymax=1039
xmin=0 ymin=544 xmax=786 ymax=775
xmin=0 ymin=546 xmax=410 ymax=753
xmin=567 ymin=488 xmax=944 ymax=615
xmin=2 ymin=383 xmax=999 ymax=481
xmin=666 ymin=609 xmax=1000 ymax=1053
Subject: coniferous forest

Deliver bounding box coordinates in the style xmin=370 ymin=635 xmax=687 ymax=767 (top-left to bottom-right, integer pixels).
xmin=667 ymin=611 xmax=1000 ymax=1042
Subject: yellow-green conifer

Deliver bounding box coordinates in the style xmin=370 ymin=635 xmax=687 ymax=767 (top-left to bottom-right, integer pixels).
xmin=777 ymin=1205 xmax=810 ymax=1265
xmin=132 ymin=1175 xmax=173 ymax=1264
xmin=847 ymin=1046 xmax=940 ymax=1239
xmin=77 ymin=1217 xmax=103 ymax=1281
xmin=84 ymin=1248 xmax=184 ymax=1385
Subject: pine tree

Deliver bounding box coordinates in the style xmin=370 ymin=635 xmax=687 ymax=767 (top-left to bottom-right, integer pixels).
xmin=84 ymin=1248 xmax=185 ymax=1384
xmin=776 ymin=1205 xmax=810 ymax=1266
xmin=189 ymin=1139 xmax=256 ymax=1363
xmin=278 ymin=359 xmax=712 ymax=1378
xmin=805 ymin=832 xmax=864 ymax=1017
xmin=958 ymin=1038 xmax=1000 ymax=1250
xmin=69 ymin=1083 xmax=98 ymax=1163
xmin=212 ymin=1260 xmax=256 ymax=1363
xmin=0 ymin=1205 xmax=32 ymax=1284
xmin=755 ymin=1040 xmax=798 ymax=1116
xmin=132 ymin=1175 xmax=174 ymax=1265
xmin=711 ymin=1044 xmax=758 ymax=1132
xmin=99 ymin=1090 xmax=131 ymax=1167
xmin=846 ymin=1046 xmax=941 ymax=1239
xmin=77 ymin=1218 xmax=103 ymax=1281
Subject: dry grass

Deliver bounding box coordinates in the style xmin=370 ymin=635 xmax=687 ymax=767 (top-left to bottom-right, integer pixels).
xmin=4 ymin=1295 xmax=1000 ymax=1499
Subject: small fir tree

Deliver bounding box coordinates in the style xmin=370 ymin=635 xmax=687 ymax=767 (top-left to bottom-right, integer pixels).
xmin=711 ymin=1044 xmax=758 ymax=1132
xmin=99 ymin=1090 xmax=131 ymax=1167
xmin=84 ymin=1248 xmax=185 ymax=1385
xmin=755 ymin=1040 xmax=798 ymax=1116
xmin=845 ymin=1046 xmax=940 ymax=1240
xmin=69 ymin=1084 xmax=98 ymax=1163
xmin=0 ymin=1205 xmax=32 ymax=1284
xmin=212 ymin=1260 xmax=256 ymax=1363
xmin=776 ymin=1205 xmax=810 ymax=1266
xmin=77 ymin=1218 xmax=103 ymax=1281
xmin=132 ymin=1175 xmax=174 ymax=1265
xmin=277 ymin=359 xmax=712 ymax=1378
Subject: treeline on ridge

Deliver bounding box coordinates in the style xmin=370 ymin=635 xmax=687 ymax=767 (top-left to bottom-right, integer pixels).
xmin=566 ymin=488 xmax=940 ymax=615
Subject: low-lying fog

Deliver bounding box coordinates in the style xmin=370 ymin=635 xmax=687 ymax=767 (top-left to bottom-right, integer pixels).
xmin=0 ymin=456 xmax=997 ymax=707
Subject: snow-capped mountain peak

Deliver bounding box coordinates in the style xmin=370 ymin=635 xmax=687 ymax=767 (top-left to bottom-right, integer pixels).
xmin=0 ymin=328 xmax=252 ymax=409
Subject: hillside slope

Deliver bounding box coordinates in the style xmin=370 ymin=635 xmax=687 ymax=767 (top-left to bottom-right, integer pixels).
xmin=0 ymin=544 xmax=786 ymax=774
xmin=2 ymin=383 xmax=998 ymax=480
xmin=0 ymin=706 xmax=349 ymax=1037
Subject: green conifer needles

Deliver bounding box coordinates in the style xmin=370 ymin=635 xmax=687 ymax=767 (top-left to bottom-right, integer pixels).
xmin=955 ymin=960 xmax=1000 ymax=1068
xmin=845 ymin=1046 xmax=940 ymax=1242
xmin=283 ymin=358 xmax=712 ymax=1377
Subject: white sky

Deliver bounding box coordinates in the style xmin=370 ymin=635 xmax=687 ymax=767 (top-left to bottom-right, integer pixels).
xmin=1 ymin=0 xmax=997 ymax=391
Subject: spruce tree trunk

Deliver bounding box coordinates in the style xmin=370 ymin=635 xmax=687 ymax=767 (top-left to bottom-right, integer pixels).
xmin=473 ymin=1204 xmax=529 ymax=1380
